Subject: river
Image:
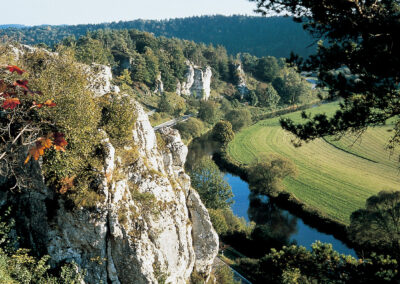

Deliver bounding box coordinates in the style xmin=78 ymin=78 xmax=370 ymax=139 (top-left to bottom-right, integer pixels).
xmin=186 ymin=137 xmax=356 ymax=257
xmin=225 ymin=173 xmax=356 ymax=256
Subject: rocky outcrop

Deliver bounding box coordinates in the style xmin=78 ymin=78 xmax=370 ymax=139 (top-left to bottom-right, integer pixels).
xmin=179 ymin=61 xmax=212 ymax=100
xmin=88 ymin=64 xmax=120 ymax=96
xmin=234 ymin=63 xmax=249 ymax=97
xmin=2 ymin=103 xmax=218 ymax=283
xmin=0 ymin=49 xmax=218 ymax=283
xmin=153 ymin=73 xmax=164 ymax=94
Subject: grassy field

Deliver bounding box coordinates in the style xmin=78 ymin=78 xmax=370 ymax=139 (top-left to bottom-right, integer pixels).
xmin=227 ymin=102 xmax=400 ymax=225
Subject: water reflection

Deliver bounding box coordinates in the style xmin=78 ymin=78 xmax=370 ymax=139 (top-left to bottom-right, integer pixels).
xmin=186 ymin=137 xmax=356 ymax=256
xmin=185 ymin=136 xmax=219 ymax=172
xmin=226 ymin=173 xmax=356 ymax=256
xmin=248 ymin=193 xmax=298 ymax=244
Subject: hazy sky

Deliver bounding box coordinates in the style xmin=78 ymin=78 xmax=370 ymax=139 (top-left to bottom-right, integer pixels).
xmin=2 ymin=0 xmax=257 ymax=26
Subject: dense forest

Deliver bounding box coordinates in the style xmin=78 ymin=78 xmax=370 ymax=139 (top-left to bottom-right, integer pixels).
xmin=0 ymin=15 xmax=315 ymax=58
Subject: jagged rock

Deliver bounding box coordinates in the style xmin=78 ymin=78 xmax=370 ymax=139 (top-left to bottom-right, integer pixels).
xmin=88 ymin=63 xmax=120 ymax=97
xmin=180 ymin=61 xmax=212 ymax=100
xmin=235 ymin=63 xmax=249 ymax=97
xmin=153 ymin=73 xmax=164 ymax=94
xmin=1 ymin=45 xmax=218 ymax=284
xmin=176 ymin=81 xmax=182 ymax=96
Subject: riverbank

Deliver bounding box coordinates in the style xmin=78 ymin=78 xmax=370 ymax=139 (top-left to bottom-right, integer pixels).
xmin=227 ymin=102 xmax=400 ymax=225
xmin=213 ymin=149 xmax=356 ymax=250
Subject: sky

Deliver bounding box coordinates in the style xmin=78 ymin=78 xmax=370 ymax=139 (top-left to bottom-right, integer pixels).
xmin=1 ymin=0 xmax=257 ymax=26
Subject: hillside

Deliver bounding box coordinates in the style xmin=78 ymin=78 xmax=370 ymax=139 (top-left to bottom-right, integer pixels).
xmin=0 ymin=15 xmax=315 ymax=58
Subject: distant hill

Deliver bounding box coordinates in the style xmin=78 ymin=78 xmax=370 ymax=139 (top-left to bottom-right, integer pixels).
xmin=0 ymin=15 xmax=315 ymax=58
xmin=0 ymin=24 xmax=26 ymax=29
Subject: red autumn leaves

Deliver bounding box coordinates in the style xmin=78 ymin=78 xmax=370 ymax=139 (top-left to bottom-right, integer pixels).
xmin=2 ymin=65 xmax=67 ymax=164
xmin=3 ymin=97 xmax=21 ymax=109
xmin=1 ymin=65 xmax=56 ymax=110
xmin=24 ymin=133 xmax=68 ymax=164
xmin=6 ymin=65 xmax=25 ymax=75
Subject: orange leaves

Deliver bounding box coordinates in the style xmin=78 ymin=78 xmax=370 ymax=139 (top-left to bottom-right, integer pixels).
xmin=24 ymin=135 xmax=52 ymax=164
xmin=59 ymin=176 xmax=75 ymax=194
xmin=6 ymin=65 xmax=25 ymax=75
xmin=24 ymin=133 xmax=68 ymax=164
xmin=33 ymin=99 xmax=56 ymax=108
xmin=2 ymin=97 xmax=20 ymax=109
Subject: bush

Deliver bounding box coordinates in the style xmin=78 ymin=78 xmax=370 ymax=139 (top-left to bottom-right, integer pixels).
xmin=100 ymin=95 xmax=137 ymax=146
xmin=0 ymin=209 xmax=83 ymax=283
xmin=175 ymin=118 xmax=204 ymax=140
xmin=247 ymin=154 xmax=297 ymax=195
xmin=211 ymin=121 xmax=235 ymax=145
xmin=225 ymin=109 xmax=253 ymax=132
xmin=22 ymin=48 xmax=104 ymax=199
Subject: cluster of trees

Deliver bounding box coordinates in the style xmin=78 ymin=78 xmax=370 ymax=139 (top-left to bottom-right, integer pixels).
xmin=239 ymin=53 xmax=315 ymax=107
xmin=60 ymin=29 xmax=241 ymax=93
xmin=242 ymin=0 xmax=400 ymax=281
xmin=231 ymin=191 xmax=400 ymax=283
xmin=0 ymin=16 xmax=314 ymax=58
xmin=237 ymin=241 xmax=398 ymax=283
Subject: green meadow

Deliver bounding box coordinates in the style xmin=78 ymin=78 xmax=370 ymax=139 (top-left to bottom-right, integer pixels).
xmin=227 ymin=102 xmax=400 ymax=225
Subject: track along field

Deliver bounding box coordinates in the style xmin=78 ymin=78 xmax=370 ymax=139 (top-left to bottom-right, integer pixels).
xmin=227 ymin=102 xmax=400 ymax=225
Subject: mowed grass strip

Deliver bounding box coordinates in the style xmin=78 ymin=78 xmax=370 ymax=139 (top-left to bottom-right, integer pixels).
xmin=227 ymin=102 xmax=400 ymax=225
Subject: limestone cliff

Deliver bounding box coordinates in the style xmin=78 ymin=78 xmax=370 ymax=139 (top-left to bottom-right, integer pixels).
xmin=234 ymin=62 xmax=249 ymax=97
xmin=0 ymin=47 xmax=219 ymax=283
xmin=177 ymin=61 xmax=212 ymax=101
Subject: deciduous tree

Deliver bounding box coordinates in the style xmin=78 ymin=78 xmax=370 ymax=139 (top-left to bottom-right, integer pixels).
xmin=189 ymin=157 xmax=233 ymax=210
xmin=251 ymin=0 xmax=400 ymax=150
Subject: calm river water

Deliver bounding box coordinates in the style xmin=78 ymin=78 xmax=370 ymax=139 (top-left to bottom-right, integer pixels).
xmin=225 ymin=173 xmax=356 ymax=256
xmin=186 ymin=137 xmax=356 ymax=257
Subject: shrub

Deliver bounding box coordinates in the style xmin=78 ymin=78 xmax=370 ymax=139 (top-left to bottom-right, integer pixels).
xmin=175 ymin=118 xmax=204 ymax=140
xmin=100 ymin=94 xmax=137 ymax=147
xmin=211 ymin=121 xmax=235 ymax=145
xmin=225 ymin=109 xmax=253 ymax=132
xmin=247 ymin=153 xmax=297 ymax=195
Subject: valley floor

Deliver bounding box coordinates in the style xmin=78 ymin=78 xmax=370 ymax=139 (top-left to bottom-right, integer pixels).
xmin=227 ymin=102 xmax=400 ymax=225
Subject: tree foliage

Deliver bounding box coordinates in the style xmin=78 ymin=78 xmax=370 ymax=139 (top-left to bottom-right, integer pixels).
xmin=189 ymin=157 xmax=233 ymax=210
xmin=174 ymin=118 xmax=204 ymax=141
xmin=247 ymin=154 xmax=297 ymax=195
xmin=252 ymin=0 xmax=400 ymax=149
xmin=211 ymin=121 xmax=235 ymax=145
xmin=237 ymin=241 xmax=399 ymax=283
xmin=198 ymin=101 xmax=220 ymax=125
xmin=224 ymin=109 xmax=253 ymax=132
xmin=349 ymin=190 xmax=400 ymax=258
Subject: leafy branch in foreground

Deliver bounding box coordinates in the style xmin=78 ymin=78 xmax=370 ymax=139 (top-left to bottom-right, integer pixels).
xmin=0 ymin=64 xmax=67 ymax=190
xmin=251 ymin=0 xmax=400 ymax=150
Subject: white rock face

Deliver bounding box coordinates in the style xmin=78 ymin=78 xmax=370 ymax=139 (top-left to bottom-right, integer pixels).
xmin=88 ymin=63 xmax=120 ymax=97
xmin=1 ymin=45 xmax=218 ymax=283
xmin=180 ymin=61 xmax=212 ymax=101
xmin=3 ymin=104 xmax=218 ymax=284
xmin=153 ymin=73 xmax=164 ymax=94
xmin=235 ymin=63 xmax=249 ymax=96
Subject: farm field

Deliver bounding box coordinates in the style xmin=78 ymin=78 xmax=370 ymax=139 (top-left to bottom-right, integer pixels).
xmin=227 ymin=102 xmax=400 ymax=225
